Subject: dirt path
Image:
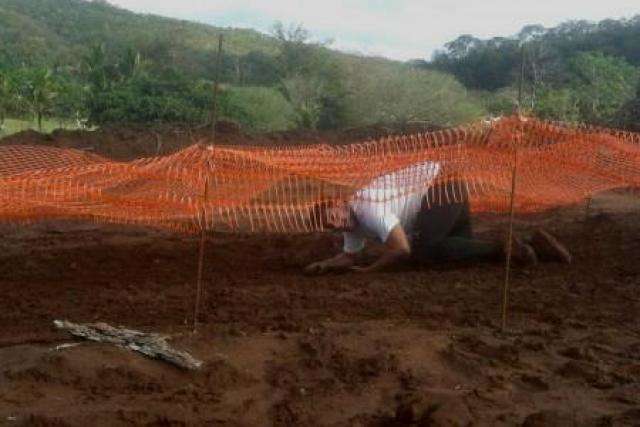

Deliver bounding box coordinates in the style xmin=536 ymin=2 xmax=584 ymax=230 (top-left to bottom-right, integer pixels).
xmin=0 ymin=193 xmax=639 ymax=426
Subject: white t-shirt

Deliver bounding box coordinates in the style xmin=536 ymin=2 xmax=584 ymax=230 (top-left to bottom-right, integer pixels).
xmin=343 ymin=161 xmax=441 ymax=254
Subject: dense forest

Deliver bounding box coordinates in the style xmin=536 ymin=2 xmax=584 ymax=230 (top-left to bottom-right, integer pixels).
xmin=0 ymin=0 xmax=639 ymax=134
xmin=425 ymin=18 xmax=640 ymax=128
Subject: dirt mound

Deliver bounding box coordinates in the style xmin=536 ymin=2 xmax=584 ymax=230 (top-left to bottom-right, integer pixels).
xmin=1 ymin=129 xmax=50 ymax=146
xmin=0 ymin=122 xmax=444 ymax=161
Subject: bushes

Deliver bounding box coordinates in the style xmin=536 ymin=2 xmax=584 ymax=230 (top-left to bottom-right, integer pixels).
xmin=222 ymin=86 xmax=296 ymax=132
xmin=533 ymin=88 xmax=581 ymax=122
xmin=566 ymin=52 xmax=638 ymax=126
xmin=342 ymin=60 xmax=485 ymax=128
xmin=86 ymin=73 xmax=213 ymax=126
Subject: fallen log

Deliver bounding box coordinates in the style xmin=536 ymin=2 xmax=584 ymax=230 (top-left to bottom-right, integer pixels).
xmin=53 ymin=320 xmax=202 ymax=370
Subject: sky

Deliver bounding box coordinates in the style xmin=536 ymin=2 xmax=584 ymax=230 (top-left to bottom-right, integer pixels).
xmin=106 ymin=0 xmax=640 ymax=61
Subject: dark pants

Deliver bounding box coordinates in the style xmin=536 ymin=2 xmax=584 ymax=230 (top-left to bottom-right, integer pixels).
xmin=411 ymin=181 xmax=502 ymax=263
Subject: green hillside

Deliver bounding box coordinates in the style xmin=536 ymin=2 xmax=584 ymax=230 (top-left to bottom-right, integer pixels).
xmin=0 ymin=0 xmax=403 ymax=84
xmin=0 ymin=0 xmax=484 ymax=134
xmin=0 ymin=0 xmax=278 ymax=59
xmin=0 ymin=0 xmax=282 ymax=80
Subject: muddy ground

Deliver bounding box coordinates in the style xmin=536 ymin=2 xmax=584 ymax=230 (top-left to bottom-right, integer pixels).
xmin=0 ymin=190 xmax=638 ymax=426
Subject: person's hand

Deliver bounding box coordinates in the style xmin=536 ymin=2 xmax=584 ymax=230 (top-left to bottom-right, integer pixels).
xmin=304 ymin=261 xmax=331 ymax=276
xmin=304 ymin=253 xmax=356 ymax=276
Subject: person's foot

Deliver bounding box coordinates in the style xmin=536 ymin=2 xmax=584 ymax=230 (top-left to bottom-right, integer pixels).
xmin=529 ymin=228 xmax=572 ymax=264
xmin=509 ymin=236 xmax=538 ymax=266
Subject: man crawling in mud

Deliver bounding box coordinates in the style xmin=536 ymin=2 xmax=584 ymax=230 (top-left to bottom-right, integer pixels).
xmin=305 ymin=161 xmax=571 ymax=275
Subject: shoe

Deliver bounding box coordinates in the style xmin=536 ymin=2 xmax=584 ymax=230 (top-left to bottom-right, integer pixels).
xmin=529 ymin=228 xmax=572 ymax=264
xmin=508 ymin=236 xmax=538 ymax=266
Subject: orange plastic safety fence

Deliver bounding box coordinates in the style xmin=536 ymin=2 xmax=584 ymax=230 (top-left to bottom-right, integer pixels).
xmin=1 ymin=115 xmax=639 ymax=233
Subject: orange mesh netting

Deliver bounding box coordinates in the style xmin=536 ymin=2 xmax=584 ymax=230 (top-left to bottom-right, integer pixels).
xmin=1 ymin=115 xmax=639 ymax=233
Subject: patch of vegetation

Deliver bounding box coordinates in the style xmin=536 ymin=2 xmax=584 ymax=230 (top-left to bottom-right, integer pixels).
xmin=5 ymin=0 xmax=639 ymax=132
xmin=424 ymin=17 xmax=640 ymax=127
xmin=0 ymin=0 xmax=487 ymax=133
xmin=222 ymin=86 xmax=297 ymax=133
xmin=0 ymin=117 xmax=83 ymax=137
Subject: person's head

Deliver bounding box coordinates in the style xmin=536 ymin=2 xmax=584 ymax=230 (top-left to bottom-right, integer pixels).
xmin=309 ymin=200 xmax=353 ymax=232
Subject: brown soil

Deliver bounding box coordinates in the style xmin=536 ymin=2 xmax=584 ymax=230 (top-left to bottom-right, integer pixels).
xmin=0 ymin=190 xmax=639 ymax=426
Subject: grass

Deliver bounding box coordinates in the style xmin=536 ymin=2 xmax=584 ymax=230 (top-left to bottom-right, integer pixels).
xmin=0 ymin=117 xmax=85 ymax=139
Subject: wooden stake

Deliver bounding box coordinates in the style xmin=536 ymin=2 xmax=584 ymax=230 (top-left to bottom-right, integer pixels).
xmin=193 ymin=177 xmax=209 ymax=334
xmin=211 ymin=34 xmax=224 ymax=138
xmin=584 ymin=196 xmax=592 ymax=222
xmin=502 ymin=46 xmax=525 ymax=332
xmin=193 ymin=32 xmax=223 ymax=332
xmin=502 ymin=147 xmax=518 ymax=331
xmin=518 ymin=45 xmax=526 ymax=113
xmin=183 ymin=129 xmax=196 ymax=328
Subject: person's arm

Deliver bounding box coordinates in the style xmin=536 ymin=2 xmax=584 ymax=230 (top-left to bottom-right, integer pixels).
xmin=351 ymin=224 xmax=411 ymax=273
xmin=304 ymin=251 xmax=357 ymax=275
xmin=305 ymin=230 xmax=364 ymax=275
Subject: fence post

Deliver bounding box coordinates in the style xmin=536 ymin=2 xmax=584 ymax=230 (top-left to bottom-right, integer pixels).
xmin=193 ymin=176 xmax=209 ymax=334
xmin=502 ymin=45 xmax=526 ymax=331
xmin=211 ymin=34 xmax=224 ymax=138
xmin=502 ymin=144 xmax=519 ymax=331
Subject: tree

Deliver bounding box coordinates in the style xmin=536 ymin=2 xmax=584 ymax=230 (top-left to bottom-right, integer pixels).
xmin=119 ymin=47 xmax=145 ymax=81
xmin=567 ymin=52 xmax=639 ymax=125
xmin=85 ymin=72 xmax=214 ymax=126
xmin=222 ymin=86 xmax=296 ymax=132
xmin=53 ymin=76 xmax=86 ymax=127
xmin=530 ymin=52 xmax=639 ymax=124
xmin=432 ymin=15 xmax=640 ymax=97
xmin=444 ymin=35 xmax=482 ymax=59
xmin=22 ymin=67 xmax=59 ymax=131
xmin=240 ymin=51 xmax=279 ymax=86
xmin=534 ymin=87 xmax=581 ymax=122
xmin=342 ymin=62 xmax=485 ymax=128
xmin=271 ymin=22 xmax=348 ymax=129
xmin=0 ymin=70 xmax=16 ymax=129
xmin=481 ymin=87 xmax=519 ymax=116
xmin=82 ymin=44 xmax=111 ymax=92
xmin=280 ymin=74 xmax=325 ymax=129
xmin=619 ymin=82 xmax=640 ymax=130
xmin=272 ymin=22 xmax=319 ymax=77
xmin=433 ymin=36 xmax=520 ymax=90
xmin=518 ymin=25 xmax=546 ymax=43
